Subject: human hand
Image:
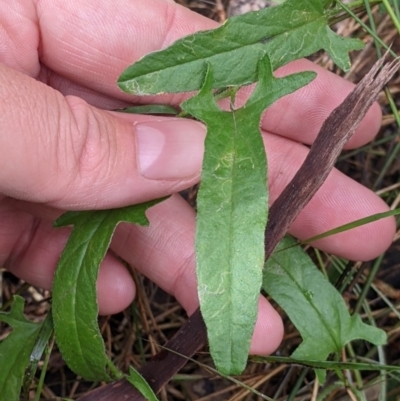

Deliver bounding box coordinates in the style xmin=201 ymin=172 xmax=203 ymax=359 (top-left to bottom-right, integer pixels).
xmin=1 ymin=0 xmax=395 ymax=356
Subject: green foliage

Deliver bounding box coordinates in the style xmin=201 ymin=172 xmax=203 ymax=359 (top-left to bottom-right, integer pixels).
xmin=52 ymin=200 xmax=165 ymax=381
xmin=126 ymin=367 xmax=160 ymax=401
xmin=1 ymin=1 xmax=387 ymax=398
xmin=118 ymin=0 xmax=363 ymax=95
xmin=0 ymin=296 xmax=45 ymax=401
xmin=252 ymin=355 xmax=400 ymax=372
xmin=302 ymin=208 xmax=400 ymax=244
xmin=262 ymin=236 xmax=387 ymax=383
xmin=22 ymin=313 xmax=53 ymax=397
xmin=181 ymin=55 xmax=315 ymax=374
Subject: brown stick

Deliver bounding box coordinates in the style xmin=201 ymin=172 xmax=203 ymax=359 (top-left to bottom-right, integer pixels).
xmin=77 ymin=309 xmax=206 ymax=401
xmin=77 ymin=56 xmax=399 ymax=401
xmin=264 ymin=56 xmax=399 ymax=259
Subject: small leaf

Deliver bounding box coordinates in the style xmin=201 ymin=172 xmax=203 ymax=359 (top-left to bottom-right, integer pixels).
xmin=23 ymin=313 xmax=53 ymax=397
xmin=182 ymin=55 xmax=315 ymax=374
xmin=262 ymin=236 xmax=386 ymax=383
xmin=52 ymin=199 xmax=165 ymax=381
xmin=0 ymin=296 xmax=44 ymax=401
xmin=118 ymin=0 xmax=362 ymax=95
xmin=126 ymin=367 xmax=159 ymax=401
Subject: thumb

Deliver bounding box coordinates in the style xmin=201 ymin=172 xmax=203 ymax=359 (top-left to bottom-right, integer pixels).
xmin=0 ymin=63 xmax=206 ymax=209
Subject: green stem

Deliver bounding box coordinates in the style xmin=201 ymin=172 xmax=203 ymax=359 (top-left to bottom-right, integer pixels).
xmin=317 ymin=382 xmax=345 ymax=401
xmin=345 ymin=0 xmax=383 ymax=8
xmin=335 ymin=1 xmax=397 ymax=57
xmin=359 ymin=0 xmax=400 ymax=190
xmin=106 ymin=359 xmax=124 ymax=380
xmin=338 ymin=0 xmax=400 ymax=191
xmin=382 ymin=0 xmax=400 ymax=33
xmin=328 ymin=0 xmax=383 ymax=25
xmin=363 ymin=0 xmax=381 ymax=55
xmin=346 ymin=343 xmax=368 ymax=400
xmin=394 ymin=0 xmax=400 ymax=20
xmin=338 ymin=132 xmax=400 ymax=161
xmin=286 ymin=368 xmax=309 ymax=401
xmin=34 ymin=334 xmax=55 ymax=401
xmin=353 ymin=254 xmax=384 ymax=315
xmin=358 ymin=301 xmax=388 ymax=401
xmin=373 ymin=89 xmax=400 ymax=189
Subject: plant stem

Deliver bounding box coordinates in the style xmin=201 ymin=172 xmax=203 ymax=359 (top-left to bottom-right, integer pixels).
xmin=336 ymin=1 xmax=397 ymax=57
xmin=75 ymin=55 xmax=400 ymax=401
xmin=353 ymin=254 xmax=384 ymax=314
xmin=382 ymin=0 xmax=400 ymax=32
xmin=373 ymin=89 xmax=400 ymax=189
xmin=34 ymin=335 xmax=55 ymax=401
xmin=286 ymin=368 xmax=309 ymax=401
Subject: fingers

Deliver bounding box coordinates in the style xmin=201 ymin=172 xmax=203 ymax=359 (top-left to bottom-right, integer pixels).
xmin=4 ymin=121 xmax=395 ymax=347
xmin=111 ymin=194 xmax=284 ymax=355
xmin=0 ymin=200 xmax=135 ymax=315
xmin=33 ymin=0 xmax=217 ymax=98
xmin=3 ymin=195 xmax=283 ymax=353
xmin=1 ymin=0 xmax=393 ymax=359
xmin=110 ymin=174 xmax=394 ymax=354
xmin=264 ymin=132 xmax=396 ymax=259
xmin=110 ymin=143 xmax=394 ymax=311
xmin=0 ymin=63 xmax=205 ymax=209
xmin=28 ymin=0 xmax=381 ymax=148
xmin=251 ymin=297 xmax=284 ymax=355
xmin=261 ymin=59 xmax=382 ymax=149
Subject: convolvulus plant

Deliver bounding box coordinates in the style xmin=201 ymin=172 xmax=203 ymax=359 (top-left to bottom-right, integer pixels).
xmin=1 ymin=1 xmax=399 ymax=399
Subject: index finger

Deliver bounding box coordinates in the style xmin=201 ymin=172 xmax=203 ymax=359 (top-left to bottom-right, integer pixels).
xmin=21 ymin=0 xmax=381 ymax=147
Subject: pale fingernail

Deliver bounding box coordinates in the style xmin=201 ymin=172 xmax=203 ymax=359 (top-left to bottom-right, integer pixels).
xmin=135 ymin=119 xmax=206 ymax=180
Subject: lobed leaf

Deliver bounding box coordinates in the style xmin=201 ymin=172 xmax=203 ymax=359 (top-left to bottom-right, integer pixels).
xmin=182 ymin=55 xmax=315 ymax=374
xmin=0 ymin=296 xmax=44 ymax=401
xmin=262 ymin=236 xmax=387 ymax=383
xmin=118 ymin=0 xmax=362 ymax=95
xmin=52 ymin=199 xmax=165 ymax=381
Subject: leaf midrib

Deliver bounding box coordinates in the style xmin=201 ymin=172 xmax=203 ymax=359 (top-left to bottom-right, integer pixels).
xmin=74 ymin=217 xmax=108 ymax=371
xmin=119 ymin=13 xmax=325 ymax=83
xmin=276 ymin=260 xmax=341 ymax=351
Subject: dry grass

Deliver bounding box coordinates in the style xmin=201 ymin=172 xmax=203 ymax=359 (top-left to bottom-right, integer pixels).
xmin=1 ymin=1 xmax=400 ymax=400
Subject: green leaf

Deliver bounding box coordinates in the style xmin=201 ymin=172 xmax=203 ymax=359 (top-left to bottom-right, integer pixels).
xmin=251 ymin=355 xmax=400 ymax=372
xmin=126 ymin=367 xmax=159 ymax=401
xmin=118 ymin=0 xmax=362 ymax=95
xmin=0 ymin=296 xmax=44 ymax=401
xmin=302 ymin=208 xmax=400 ymax=244
xmin=262 ymin=236 xmax=387 ymax=383
xmin=23 ymin=312 xmax=53 ymax=397
xmin=52 ymin=199 xmax=165 ymax=381
xmin=182 ymin=55 xmax=315 ymax=375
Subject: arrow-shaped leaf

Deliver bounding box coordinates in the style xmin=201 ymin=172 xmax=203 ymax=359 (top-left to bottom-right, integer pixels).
xmin=52 ymin=199 xmax=165 ymax=381
xmin=262 ymin=236 xmax=386 ymax=383
xmin=118 ymin=0 xmax=362 ymax=95
xmin=182 ymin=55 xmax=315 ymax=375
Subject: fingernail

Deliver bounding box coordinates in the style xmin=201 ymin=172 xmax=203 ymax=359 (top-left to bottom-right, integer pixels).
xmin=135 ymin=119 xmax=206 ymax=180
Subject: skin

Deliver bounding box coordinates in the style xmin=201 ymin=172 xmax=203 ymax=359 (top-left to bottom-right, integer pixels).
xmin=0 ymin=0 xmax=396 ymax=356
